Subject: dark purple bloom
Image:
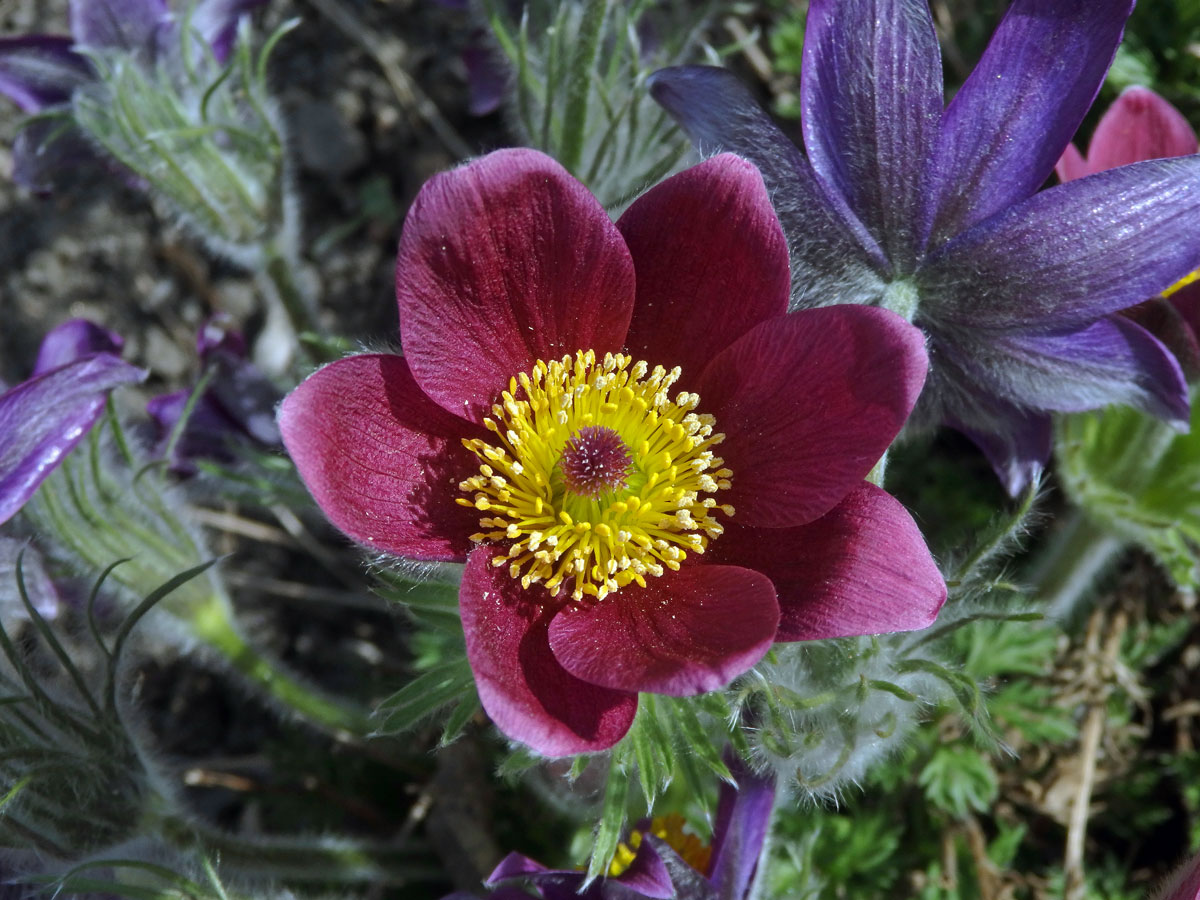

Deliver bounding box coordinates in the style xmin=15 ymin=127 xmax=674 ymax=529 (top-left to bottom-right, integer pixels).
xmin=465 ymin=753 xmax=774 ymax=900
xmin=147 ymin=316 xmax=281 ymax=474
xmin=0 ymin=0 xmax=267 ymax=190
xmin=0 ymin=320 xmax=145 ymax=525
xmin=649 ymin=0 xmax=1200 ymax=495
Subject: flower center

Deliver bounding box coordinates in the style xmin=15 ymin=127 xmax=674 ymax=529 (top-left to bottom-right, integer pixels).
xmin=608 ymin=814 xmax=713 ymax=877
xmin=457 ymin=350 xmax=733 ymax=602
xmin=559 ymin=426 xmax=631 ymax=498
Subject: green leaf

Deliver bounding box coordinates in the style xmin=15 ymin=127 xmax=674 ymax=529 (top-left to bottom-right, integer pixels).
xmin=587 ymin=745 xmax=631 ymax=882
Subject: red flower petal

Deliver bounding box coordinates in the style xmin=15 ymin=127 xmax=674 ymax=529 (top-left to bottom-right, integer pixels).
xmin=618 ymin=154 xmax=790 ymax=382
xmin=461 ymin=548 xmax=638 ymax=755
xmin=697 ymin=305 xmax=927 ymax=528
xmin=396 ymin=149 xmax=635 ymax=423
xmin=1088 ymin=85 xmax=1198 ymax=173
xmin=546 ymin=565 xmax=778 ymax=696
xmin=278 ymin=355 xmax=481 ymax=561
xmin=710 ymin=483 xmax=945 ymax=640
xmin=1054 ymin=142 xmax=1090 ymax=183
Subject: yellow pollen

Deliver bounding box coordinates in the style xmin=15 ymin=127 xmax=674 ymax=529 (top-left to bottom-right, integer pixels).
xmin=1165 ymin=268 xmax=1200 ymax=297
xmin=608 ymin=814 xmax=713 ymax=877
xmin=457 ymin=350 xmax=731 ymax=603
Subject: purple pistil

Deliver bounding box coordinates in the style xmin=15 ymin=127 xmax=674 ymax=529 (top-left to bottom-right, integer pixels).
xmin=559 ymin=426 xmax=631 ymax=498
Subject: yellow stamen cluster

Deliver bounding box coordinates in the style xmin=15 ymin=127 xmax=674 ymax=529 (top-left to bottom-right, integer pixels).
xmin=456 ymin=349 xmax=733 ymax=602
xmin=608 ymin=813 xmax=713 ymax=877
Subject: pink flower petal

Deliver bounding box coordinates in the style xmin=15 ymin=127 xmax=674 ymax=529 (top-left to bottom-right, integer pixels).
xmin=696 ymin=305 xmax=927 ymax=528
xmin=618 ymin=153 xmax=790 ymax=381
xmin=461 ymin=549 xmax=638 ymax=755
xmin=546 ymin=565 xmax=779 ymax=696
xmin=1054 ymin=142 xmax=1090 ymax=183
xmin=396 ymin=149 xmax=635 ymax=423
xmin=1088 ymin=85 xmax=1198 ymax=173
xmin=710 ymin=483 xmax=945 ymax=641
xmin=278 ymin=354 xmax=481 ymax=561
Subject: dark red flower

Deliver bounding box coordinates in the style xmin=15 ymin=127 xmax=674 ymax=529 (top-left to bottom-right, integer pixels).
xmin=279 ymin=149 xmax=946 ymax=756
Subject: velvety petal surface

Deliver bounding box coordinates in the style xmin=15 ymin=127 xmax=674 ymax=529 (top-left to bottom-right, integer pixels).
xmin=647 ymin=65 xmax=889 ymax=306
xmin=921 ymin=156 xmax=1200 ymax=330
xmin=460 ymin=549 xmax=638 ymax=756
xmin=396 ymin=149 xmax=635 ymax=423
xmin=618 ymin=154 xmax=790 ymax=380
xmin=0 ymin=355 xmax=145 ymax=526
xmin=70 ymin=0 xmax=168 ymax=53
xmin=189 ymin=0 xmax=268 ymax=61
xmin=960 ymin=315 xmax=1189 ymax=422
xmin=489 ymin=847 xmax=673 ymax=900
xmin=802 ymin=0 xmax=942 ymax=270
xmin=709 ymin=483 xmax=945 ymax=641
xmin=277 ymin=354 xmax=481 ymax=561
xmin=696 ymin=306 xmax=927 ymax=528
xmin=938 ymin=393 xmax=1053 ymax=498
xmin=708 ymin=752 xmax=775 ymax=900
xmin=1085 ymin=85 xmax=1198 ymax=174
xmin=926 ymin=0 xmax=1133 ymax=246
xmin=547 ymin=565 xmax=778 ymax=697
xmin=0 ymin=37 xmax=92 ymax=113
xmin=32 ymin=318 xmax=123 ymax=374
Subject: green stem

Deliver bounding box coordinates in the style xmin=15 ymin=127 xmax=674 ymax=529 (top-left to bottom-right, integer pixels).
xmin=559 ymin=0 xmax=608 ymax=174
xmin=1030 ymin=508 xmax=1127 ymax=624
xmin=154 ymin=811 xmax=441 ymax=885
xmin=190 ymin=596 xmax=371 ymax=737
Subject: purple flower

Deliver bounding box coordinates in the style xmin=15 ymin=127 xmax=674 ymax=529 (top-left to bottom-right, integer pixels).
xmin=649 ymin=0 xmax=1200 ymax=495
xmin=0 ymin=319 xmax=144 ymax=525
xmin=457 ymin=753 xmax=774 ymax=900
xmin=0 ymin=0 xmax=267 ymax=190
xmin=147 ymin=316 xmax=281 ymax=474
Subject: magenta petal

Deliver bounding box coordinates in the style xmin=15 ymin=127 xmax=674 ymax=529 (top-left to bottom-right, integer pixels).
xmin=1054 ymin=142 xmax=1089 ymax=183
xmin=461 ymin=549 xmax=638 ymax=756
xmin=711 ymin=483 xmax=945 ymax=641
xmin=1088 ymin=85 xmax=1198 ymax=173
xmin=547 ymin=566 xmax=778 ymax=696
xmin=0 ymin=355 xmax=146 ymax=526
xmin=618 ymin=154 xmax=790 ymax=381
xmin=277 ymin=355 xmax=482 ymax=561
xmin=697 ymin=305 xmax=927 ymax=528
xmin=396 ymin=149 xmax=635 ymax=423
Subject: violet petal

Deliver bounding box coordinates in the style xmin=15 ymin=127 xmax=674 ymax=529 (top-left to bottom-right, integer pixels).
xmin=70 ymin=0 xmax=170 ymax=54
xmin=0 ymin=355 xmax=146 ymax=525
xmin=801 ymin=0 xmax=942 ymax=271
xmin=11 ymin=116 xmax=94 ymax=192
xmin=919 ymin=156 xmax=1200 ymax=330
xmin=32 ymin=318 xmax=124 ymax=375
xmin=188 ymin=0 xmax=268 ymax=63
xmin=707 ymin=752 xmax=775 ymax=900
xmin=959 ymin=315 xmax=1189 ymax=423
xmin=647 ymin=65 xmax=890 ymax=306
xmin=925 ymin=0 xmax=1134 ymax=247
xmin=0 ymin=36 xmax=93 ymax=113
